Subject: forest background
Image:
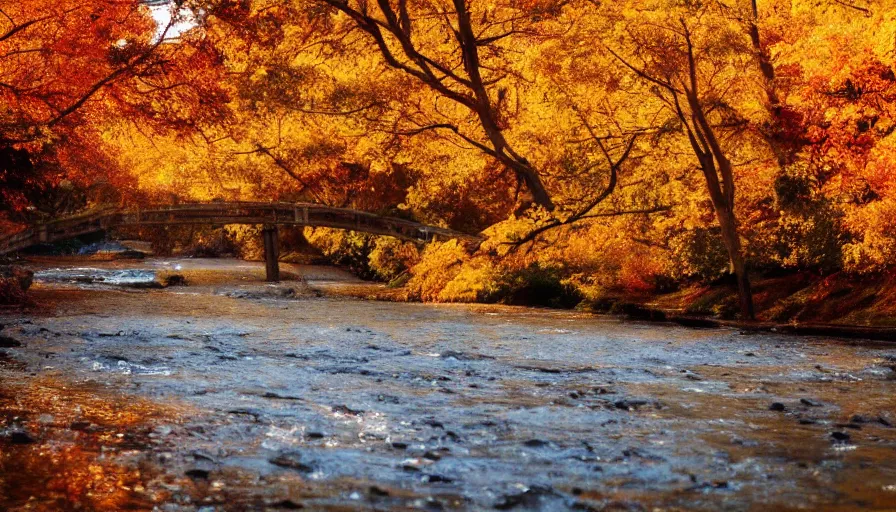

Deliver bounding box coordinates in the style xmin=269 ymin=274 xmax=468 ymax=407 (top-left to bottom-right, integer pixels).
xmin=3 ymin=0 xmax=896 ymax=323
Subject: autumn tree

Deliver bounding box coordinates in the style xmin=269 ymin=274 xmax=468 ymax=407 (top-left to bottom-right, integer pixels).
xmin=0 ymin=0 xmax=228 ymax=223
xmin=192 ymin=0 xmax=578 ymax=214
xmin=597 ymin=3 xmax=771 ymax=318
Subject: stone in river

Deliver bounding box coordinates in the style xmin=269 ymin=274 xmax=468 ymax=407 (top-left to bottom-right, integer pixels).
xmin=331 ymin=404 xmax=364 ymax=416
xmin=0 ymin=335 xmax=21 ymax=348
xmin=8 ymin=430 xmax=36 ymax=444
xmin=185 ymin=469 xmax=210 ymax=479
xmin=270 ymin=451 xmax=314 ymax=472
xmin=270 ymin=500 xmax=304 ymax=510
xmin=368 ymin=486 xmax=389 ymax=497
xmin=830 ymin=431 xmax=851 ymax=443
xmin=494 ymin=485 xmax=558 ymax=510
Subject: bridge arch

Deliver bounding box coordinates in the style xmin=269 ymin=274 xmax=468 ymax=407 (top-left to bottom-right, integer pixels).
xmin=0 ymin=202 xmax=481 ymax=281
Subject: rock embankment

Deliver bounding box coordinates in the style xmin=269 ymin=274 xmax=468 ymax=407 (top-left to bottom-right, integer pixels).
xmin=0 ymin=265 xmax=33 ymax=304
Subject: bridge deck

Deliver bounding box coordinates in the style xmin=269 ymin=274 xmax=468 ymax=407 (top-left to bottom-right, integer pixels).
xmin=0 ymin=202 xmax=481 ymax=255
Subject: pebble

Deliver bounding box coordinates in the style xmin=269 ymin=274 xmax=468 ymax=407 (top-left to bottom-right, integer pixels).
xmin=270 ymin=499 xmax=304 ymax=510
xmin=185 ymin=469 xmax=210 ymax=479
xmin=8 ymin=431 xmax=35 ymax=444
xmin=270 ymin=451 xmax=314 ymax=472
xmin=368 ymin=486 xmax=389 ymax=496
xmin=0 ymin=335 xmax=21 ymax=348
xmin=331 ymin=404 xmax=364 ymax=416
xmin=830 ymin=431 xmax=851 ymax=443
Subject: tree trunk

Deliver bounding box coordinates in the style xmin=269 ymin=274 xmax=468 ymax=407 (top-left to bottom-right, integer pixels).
xmin=714 ymin=203 xmax=755 ymax=320
xmin=513 ymin=159 xmax=554 ymax=211
xmin=474 ymin=103 xmax=555 ymax=211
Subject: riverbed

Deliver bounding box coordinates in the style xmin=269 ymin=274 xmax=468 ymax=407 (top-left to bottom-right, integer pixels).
xmin=1 ymin=258 xmax=895 ymax=511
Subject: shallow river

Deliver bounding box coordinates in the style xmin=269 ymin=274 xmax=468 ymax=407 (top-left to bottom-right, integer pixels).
xmin=2 ymin=258 xmax=896 ymax=511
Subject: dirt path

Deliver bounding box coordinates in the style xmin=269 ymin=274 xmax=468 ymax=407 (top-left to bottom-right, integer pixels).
xmin=2 ymin=258 xmax=896 ymax=510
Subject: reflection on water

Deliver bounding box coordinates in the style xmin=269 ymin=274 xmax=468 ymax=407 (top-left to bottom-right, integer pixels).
xmin=0 ymin=376 xmax=184 ymax=510
xmin=2 ymin=258 xmax=896 ymax=510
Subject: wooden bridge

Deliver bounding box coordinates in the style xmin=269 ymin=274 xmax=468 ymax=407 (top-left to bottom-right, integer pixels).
xmin=0 ymin=202 xmax=480 ymax=281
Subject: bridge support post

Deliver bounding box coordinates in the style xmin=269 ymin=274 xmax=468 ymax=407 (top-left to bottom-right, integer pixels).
xmin=262 ymin=225 xmax=280 ymax=282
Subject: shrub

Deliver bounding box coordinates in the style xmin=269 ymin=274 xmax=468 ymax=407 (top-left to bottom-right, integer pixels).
xmin=368 ymin=238 xmax=420 ymax=281
xmin=669 ymin=227 xmax=730 ymax=283
xmin=489 ymin=262 xmax=582 ymax=308
xmin=405 ymin=240 xmax=468 ymax=301
xmin=305 ymin=228 xmax=384 ymax=280
xmin=438 ymin=263 xmax=502 ymax=302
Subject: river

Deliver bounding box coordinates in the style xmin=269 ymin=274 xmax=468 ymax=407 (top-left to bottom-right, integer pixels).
xmin=1 ymin=258 xmax=895 ymax=510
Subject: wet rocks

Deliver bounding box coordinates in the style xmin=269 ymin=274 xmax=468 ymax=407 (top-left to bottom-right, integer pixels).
xmin=422 ymin=418 xmax=445 ymax=429
xmin=185 ymin=468 xmax=211 ymax=479
xmin=0 ymin=335 xmax=22 ymax=348
xmin=368 ymin=485 xmax=390 ymax=497
xmin=191 ymin=450 xmax=217 ymax=462
xmin=830 ymin=431 xmax=851 ymax=444
xmin=331 ymin=404 xmax=364 ymax=416
xmin=261 ymin=391 xmax=303 ymax=401
xmin=78 ymin=241 xmax=145 ymax=259
xmin=223 ymin=285 xmax=306 ymax=300
xmin=687 ymin=480 xmax=731 ymax=491
xmin=614 ymin=398 xmax=661 ymax=411
xmin=163 ymin=274 xmax=187 ymax=287
xmin=269 ymin=499 xmax=304 ymax=510
xmin=0 ymin=265 xmax=32 ymax=304
xmin=400 ymin=457 xmax=434 ymax=472
xmin=494 ymin=485 xmax=559 ymax=510
xmin=226 ymin=408 xmax=263 ymax=421
xmin=270 ymin=451 xmax=314 ymax=472
xmin=439 ymin=350 xmax=493 ymax=361
xmin=70 ymin=420 xmax=92 ymax=431
xmin=4 ymin=430 xmax=36 ymax=444
xmin=769 ymin=402 xmax=787 ymax=412
xmin=421 ymin=473 xmax=453 ymax=483
xmin=1 ymin=265 xmax=33 ymax=289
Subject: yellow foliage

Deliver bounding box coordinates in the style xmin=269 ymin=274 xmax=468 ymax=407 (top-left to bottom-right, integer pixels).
xmin=405 ymin=241 xmax=469 ymax=301
xmin=438 ymin=262 xmax=502 ymax=303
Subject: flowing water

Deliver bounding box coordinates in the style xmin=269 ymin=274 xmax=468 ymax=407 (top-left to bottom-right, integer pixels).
xmin=1 ymin=258 xmax=896 ymax=511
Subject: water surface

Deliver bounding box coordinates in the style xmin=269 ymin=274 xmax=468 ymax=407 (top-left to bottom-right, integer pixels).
xmin=2 ymin=258 xmax=895 ymax=510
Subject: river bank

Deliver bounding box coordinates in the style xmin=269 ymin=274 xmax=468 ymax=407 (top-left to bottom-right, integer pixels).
xmin=2 ymin=257 xmax=896 ymax=510
xmin=328 ymin=267 xmax=896 ymax=343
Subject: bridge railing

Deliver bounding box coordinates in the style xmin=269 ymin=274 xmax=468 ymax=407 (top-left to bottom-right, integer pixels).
xmin=0 ymin=202 xmax=481 ymax=255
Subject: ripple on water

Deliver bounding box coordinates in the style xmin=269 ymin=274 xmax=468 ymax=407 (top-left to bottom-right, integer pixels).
xmin=89 ymin=358 xmax=172 ymax=376
xmin=34 ymin=267 xmax=159 ymax=288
